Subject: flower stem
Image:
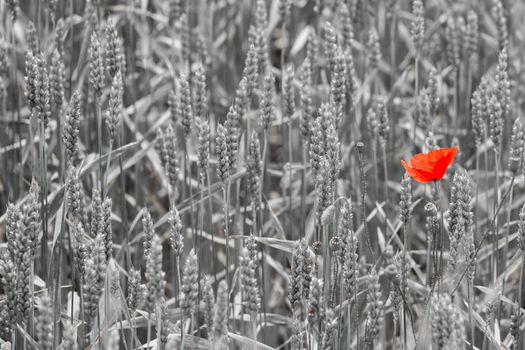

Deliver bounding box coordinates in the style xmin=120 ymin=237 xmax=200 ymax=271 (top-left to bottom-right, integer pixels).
xmin=433 ymin=180 xmax=444 ymax=292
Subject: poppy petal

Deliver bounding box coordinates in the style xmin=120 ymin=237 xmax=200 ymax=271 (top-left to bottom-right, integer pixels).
xmin=410 ymin=152 xmax=439 ymax=172
xmin=432 ymin=147 xmax=458 ymax=180
xmin=401 ymin=160 xmax=417 ymax=177
xmin=401 ymin=160 xmax=435 ymax=183
xmin=410 ymin=148 xmax=452 ymax=172
xmin=402 ymin=147 xmax=458 ymax=183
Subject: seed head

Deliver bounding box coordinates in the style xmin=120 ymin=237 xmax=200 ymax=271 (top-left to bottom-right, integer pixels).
xmin=179 ymin=73 xmax=193 ymax=136
xmin=26 ymin=22 xmax=38 ymax=53
xmin=445 ymin=16 xmax=461 ymax=68
xmin=339 ymin=3 xmax=354 ymax=50
xmin=169 ymin=207 xmax=184 ymax=258
xmin=447 ymin=169 xmax=474 ymax=273
xmin=492 ymin=0 xmax=508 ymax=50
xmin=83 ymin=234 xmax=107 ymax=320
xmin=279 ymin=0 xmax=291 ymax=20
xmin=178 ymin=14 xmax=191 ymax=64
xmin=510 ymin=307 xmax=521 ymax=345
xmin=216 ymin=123 xmax=229 ymax=184
xmin=299 ymin=59 xmax=313 ymax=139
xmin=315 ymin=157 xmax=336 ymax=225
xmin=105 ymin=19 xmax=126 ymax=78
xmin=367 ymin=28 xmax=381 ymax=71
xmin=308 ymin=277 xmax=323 ymax=325
xmin=282 ymin=65 xmax=296 ymax=119
xmin=309 ymin=103 xmax=333 ymax=177
xmin=290 ymin=319 xmax=304 ymax=350
xmin=449 ymin=168 xmax=473 ymax=236
xmin=240 ymin=247 xmax=260 ymax=319
xmin=67 ymin=167 xmax=87 ymax=226
xmin=494 ymin=47 xmax=510 ymax=121
xmin=36 ymin=293 xmax=53 ymax=350
xmin=518 ymin=204 xmax=525 ymax=251
xmin=180 ymin=250 xmax=199 ymax=317
xmin=351 ymin=0 xmax=364 ymax=33
xmin=509 ymin=117 xmax=524 ymax=173
xmin=254 ymin=0 xmax=269 ymax=71
xmin=260 ymin=72 xmax=276 ymax=130
xmin=157 ymin=302 xmax=169 ymax=350
xmin=5 ymin=204 xmax=20 ymax=265
xmin=289 ymin=239 xmax=314 ymax=318
xmin=88 ymin=31 xmax=105 ymax=98
xmin=489 ymin=93 xmax=504 ymax=151
xmin=168 ymin=87 xmax=179 ymax=124
xmin=20 ymin=181 xmax=41 ymax=253
xmin=196 ymin=117 xmax=210 ymax=185
xmin=431 ymin=294 xmax=465 ymax=349
xmin=202 ymin=276 xmax=215 ymax=339
xmin=144 ymin=235 xmax=165 ymax=313
xmin=63 ymin=92 xmax=82 ymax=165
xmin=471 ymin=83 xmax=487 ymax=148
xmin=365 ymin=270 xmax=384 ymax=346
xmin=74 ymin=223 xmax=88 ymax=282
xmin=322 ymin=21 xmax=338 ymax=69
xmin=6 ymin=0 xmax=18 ymax=21
xmin=62 ymin=321 xmax=77 ymax=350
xmin=232 ymin=78 xmax=249 ymax=125
xmin=142 ymin=208 xmax=154 ymax=258
xmin=101 ymin=197 xmax=113 ymax=262
xmin=55 ymin=19 xmax=65 ymax=57
xmin=306 ymin=32 xmax=318 ymax=69
xmin=465 ymin=11 xmax=479 ymax=58
xmin=399 ymin=173 xmax=412 ymax=225
xmin=212 ymin=280 xmax=229 ymax=347
xmin=242 ymin=43 xmax=259 ymax=99
xmin=330 ymin=46 xmax=347 ymax=126
xmin=225 ymin=109 xmax=240 ymax=174
xmin=367 ymin=103 xmax=378 ymax=139
xmin=90 ymin=188 xmax=103 ymax=237
xmin=0 ymin=42 xmax=7 ymax=79
xmin=416 ymin=88 xmax=432 ymax=132
xmin=336 ymin=198 xmax=353 ymax=258
xmin=376 ymin=96 xmax=389 ymax=146
xmin=127 ymin=266 xmax=143 ymax=313
xmin=411 ymin=0 xmax=425 ymax=53
xmin=344 ymin=48 xmax=357 ymax=101
xmin=247 ymin=131 xmax=262 ymax=212
xmin=341 ymin=202 xmax=358 ymax=300
xmin=0 ymin=253 xmax=17 ymax=327
xmin=156 ymin=125 xmax=180 ymax=191
xmin=192 ymin=64 xmax=207 ymax=120
xmin=321 ymin=309 xmax=338 ymax=350
xmin=49 ymin=49 xmax=65 ymax=113
xmin=25 ymin=51 xmax=51 ymax=128
xmin=427 ymin=67 xmax=440 ymax=115
xmin=105 ymin=70 xmax=123 ymax=143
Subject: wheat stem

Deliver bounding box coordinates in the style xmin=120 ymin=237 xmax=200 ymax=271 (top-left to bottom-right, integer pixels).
xmin=468 ymin=278 xmax=475 ymax=350
xmin=39 ymin=121 xmax=48 ymax=283
xmin=493 ymin=151 xmax=500 ymax=286
xmin=382 ymin=144 xmax=389 ymax=238
xmin=96 ymin=98 xmax=103 ymax=193
xmin=206 ymin=169 xmax=216 ymax=284
xmin=252 ymin=316 xmax=257 ymax=350
xmin=103 ymin=141 xmax=114 ymax=198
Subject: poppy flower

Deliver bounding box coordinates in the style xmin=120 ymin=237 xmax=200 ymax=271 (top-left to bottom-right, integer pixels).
xmin=401 ymin=147 xmax=458 ymax=183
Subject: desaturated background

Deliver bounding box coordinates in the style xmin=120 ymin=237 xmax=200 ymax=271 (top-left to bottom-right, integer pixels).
xmin=0 ymin=0 xmax=524 ymax=349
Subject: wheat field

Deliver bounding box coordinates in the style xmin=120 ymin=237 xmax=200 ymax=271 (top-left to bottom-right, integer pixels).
xmin=0 ymin=0 xmax=524 ymax=349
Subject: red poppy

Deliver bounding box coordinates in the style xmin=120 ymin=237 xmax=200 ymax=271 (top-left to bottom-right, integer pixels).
xmin=401 ymin=147 xmax=458 ymax=183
